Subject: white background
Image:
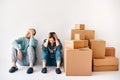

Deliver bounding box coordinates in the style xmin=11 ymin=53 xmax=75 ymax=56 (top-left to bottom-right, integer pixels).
xmin=0 ymin=0 xmax=120 ymax=80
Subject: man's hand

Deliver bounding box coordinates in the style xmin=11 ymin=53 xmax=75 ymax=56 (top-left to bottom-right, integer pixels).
xmin=29 ymin=30 xmax=34 ymax=36
xmin=17 ymin=49 xmax=22 ymax=59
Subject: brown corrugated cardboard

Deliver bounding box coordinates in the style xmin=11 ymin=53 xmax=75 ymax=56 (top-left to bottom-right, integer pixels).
xmin=93 ymin=65 xmax=118 ymax=71
xmin=105 ymin=47 xmax=115 ymax=57
xmin=64 ymin=48 xmax=92 ymax=76
xmin=75 ymin=24 xmax=85 ymax=30
xmin=93 ymin=56 xmax=119 ymax=71
xmin=84 ymin=30 xmax=95 ymax=40
xmin=74 ymin=34 xmax=81 ymax=40
xmin=64 ymin=40 xmax=84 ymax=49
xmin=84 ymin=40 xmax=89 ymax=47
xmin=71 ymin=29 xmax=95 ymax=40
xmin=94 ymin=56 xmax=119 ymax=66
xmin=71 ymin=29 xmax=85 ymax=40
xmin=90 ymin=40 xmax=106 ymax=58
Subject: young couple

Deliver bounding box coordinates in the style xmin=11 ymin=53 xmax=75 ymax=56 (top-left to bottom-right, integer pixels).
xmin=9 ymin=28 xmax=62 ymax=74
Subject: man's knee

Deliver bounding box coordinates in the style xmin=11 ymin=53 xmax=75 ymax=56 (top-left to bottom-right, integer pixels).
xmin=27 ymin=46 xmax=35 ymax=54
xmin=27 ymin=46 xmax=34 ymax=51
xmin=12 ymin=48 xmax=17 ymax=54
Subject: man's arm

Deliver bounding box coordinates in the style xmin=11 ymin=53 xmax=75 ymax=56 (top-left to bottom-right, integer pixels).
xmin=12 ymin=37 xmax=23 ymax=50
xmin=12 ymin=37 xmax=23 ymax=59
xmin=29 ymin=35 xmax=38 ymax=48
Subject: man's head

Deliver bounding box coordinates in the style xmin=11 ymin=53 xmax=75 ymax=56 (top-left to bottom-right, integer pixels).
xmin=25 ymin=28 xmax=36 ymax=39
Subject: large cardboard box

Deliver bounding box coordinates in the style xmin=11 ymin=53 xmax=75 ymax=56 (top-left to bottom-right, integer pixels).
xmin=64 ymin=40 xmax=84 ymax=49
xmin=75 ymin=24 xmax=85 ymax=30
xmin=64 ymin=48 xmax=92 ymax=76
xmin=90 ymin=40 xmax=106 ymax=58
xmin=93 ymin=56 xmax=119 ymax=71
xmin=105 ymin=47 xmax=115 ymax=57
xmin=71 ymin=29 xmax=95 ymax=40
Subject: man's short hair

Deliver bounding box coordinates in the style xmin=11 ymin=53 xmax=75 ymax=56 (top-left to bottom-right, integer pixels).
xmin=33 ymin=29 xmax=36 ymax=35
xmin=29 ymin=28 xmax=36 ymax=36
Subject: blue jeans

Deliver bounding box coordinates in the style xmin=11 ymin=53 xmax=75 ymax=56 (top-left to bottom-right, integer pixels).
xmin=11 ymin=46 xmax=37 ymax=66
xmin=42 ymin=46 xmax=62 ymax=66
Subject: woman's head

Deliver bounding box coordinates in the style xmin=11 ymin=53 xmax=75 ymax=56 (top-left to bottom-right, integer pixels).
xmin=49 ymin=36 xmax=55 ymax=45
xmin=49 ymin=32 xmax=56 ymax=45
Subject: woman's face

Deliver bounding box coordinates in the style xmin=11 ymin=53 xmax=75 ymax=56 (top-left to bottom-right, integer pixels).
xmin=49 ymin=37 xmax=55 ymax=45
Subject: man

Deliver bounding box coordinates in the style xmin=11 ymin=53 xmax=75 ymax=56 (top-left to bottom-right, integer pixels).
xmin=9 ymin=28 xmax=38 ymax=74
xmin=41 ymin=32 xmax=62 ymax=74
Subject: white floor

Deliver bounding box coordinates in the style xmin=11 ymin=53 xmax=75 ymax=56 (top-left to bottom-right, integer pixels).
xmin=1 ymin=60 xmax=120 ymax=80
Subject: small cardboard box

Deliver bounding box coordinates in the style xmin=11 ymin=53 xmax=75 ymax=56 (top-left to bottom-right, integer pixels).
xmin=105 ymin=47 xmax=115 ymax=57
xmin=75 ymin=24 xmax=85 ymax=30
xmin=64 ymin=48 xmax=92 ymax=76
xmin=64 ymin=40 xmax=84 ymax=49
xmin=84 ymin=30 xmax=95 ymax=40
xmin=74 ymin=34 xmax=81 ymax=40
xmin=71 ymin=29 xmax=85 ymax=40
xmin=90 ymin=40 xmax=106 ymax=59
xmin=93 ymin=56 xmax=119 ymax=71
xmin=71 ymin=29 xmax=95 ymax=40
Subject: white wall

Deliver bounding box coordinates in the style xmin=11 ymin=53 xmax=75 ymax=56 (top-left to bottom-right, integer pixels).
xmin=1 ymin=0 xmax=120 ymax=65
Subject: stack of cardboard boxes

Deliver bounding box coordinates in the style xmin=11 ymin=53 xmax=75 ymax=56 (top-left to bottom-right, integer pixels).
xmin=64 ymin=24 xmax=119 ymax=76
xmin=64 ymin=24 xmax=94 ymax=76
xmin=93 ymin=46 xmax=119 ymax=71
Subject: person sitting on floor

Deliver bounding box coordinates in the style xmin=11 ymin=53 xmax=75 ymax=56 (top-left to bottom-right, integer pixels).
xmin=9 ymin=28 xmax=38 ymax=74
xmin=41 ymin=32 xmax=63 ymax=74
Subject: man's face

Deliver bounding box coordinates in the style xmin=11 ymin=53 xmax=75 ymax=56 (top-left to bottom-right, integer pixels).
xmin=25 ymin=29 xmax=35 ymax=39
xmin=49 ymin=38 xmax=55 ymax=44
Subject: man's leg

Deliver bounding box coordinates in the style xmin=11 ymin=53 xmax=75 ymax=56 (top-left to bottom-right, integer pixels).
xmin=41 ymin=46 xmax=49 ymax=73
xmin=55 ymin=47 xmax=62 ymax=74
xmin=26 ymin=46 xmax=36 ymax=74
xmin=9 ymin=48 xmax=18 ymax=73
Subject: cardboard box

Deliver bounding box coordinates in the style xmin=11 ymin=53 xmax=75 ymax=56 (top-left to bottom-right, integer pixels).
xmin=64 ymin=40 xmax=84 ymax=49
xmin=64 ymin=48 xmax=92 ymax=76
xmin=84 ymin=40 xmax=89 ymax=47
xmin=71 ymin=29 xmax=85 ymax=40
xmin=93 ymin=56 xmax=119 ymax=71
xmin=84 ymin=30 xmax=95 ymax=40
xmin=105 ymin=47 xmax=115 ymax=57
xmin=74 ymin=34 xmax=81 ymax=40
xmin=71 ymin=29 xmax=95 ymax=40
xmin=94 ymin=56 xmax=119 ymax=65
xmin=90 ymin=40 xmax=106 ymax=58
xmin=75 ymin=24 xmax=85 ymax=30
xmin=94 ymin=65 xmax=118 ymax=71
